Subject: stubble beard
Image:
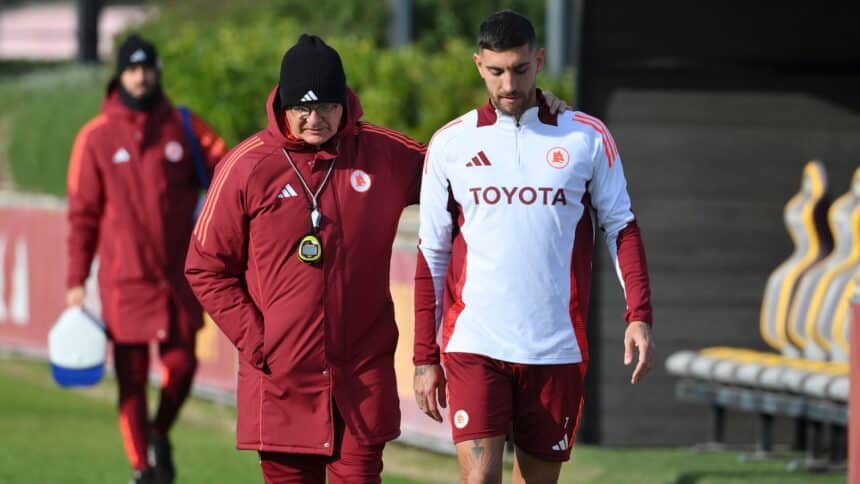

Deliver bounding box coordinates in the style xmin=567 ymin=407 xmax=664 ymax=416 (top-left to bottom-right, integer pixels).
xmin=492 ymin=93 xmax=527 ymax=118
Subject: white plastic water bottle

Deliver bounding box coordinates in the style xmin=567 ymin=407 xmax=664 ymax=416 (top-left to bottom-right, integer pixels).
xmin=48 ymin=307 xmax=107 ymax=387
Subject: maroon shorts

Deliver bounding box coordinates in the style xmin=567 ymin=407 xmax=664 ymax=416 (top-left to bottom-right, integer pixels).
xmin=444 ymin=352 xmax=586 ymax=462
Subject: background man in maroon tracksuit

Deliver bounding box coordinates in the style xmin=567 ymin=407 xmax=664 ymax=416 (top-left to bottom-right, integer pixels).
xmin=65 ymin=35 xmax=226 ymax=484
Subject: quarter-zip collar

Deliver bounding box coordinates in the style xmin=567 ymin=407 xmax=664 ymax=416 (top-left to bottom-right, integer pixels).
xmin=475 ymin=88 xmax=558 ymax=128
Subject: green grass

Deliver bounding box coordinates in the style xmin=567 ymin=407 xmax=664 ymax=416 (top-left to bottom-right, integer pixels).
xmin=0 ymin=357 xmax=259 ymax=483
xmin=0 ymin=357 xmax=846 ymax=483
xmin=0 ymin=64 xmax=107 ymax=196
xmin=0 ymin=60 xmax=71 ymax=79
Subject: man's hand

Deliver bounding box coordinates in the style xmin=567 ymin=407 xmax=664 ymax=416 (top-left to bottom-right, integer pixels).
xmin=413 ymin=364 xmax=447 ymax=422
xmin=624 ymin=321 xmax=655 ymax=384
xmin=66 ymin=286 xmax=86 ymax=308
xmin=542 ymin=90 xmax=570 ymax=114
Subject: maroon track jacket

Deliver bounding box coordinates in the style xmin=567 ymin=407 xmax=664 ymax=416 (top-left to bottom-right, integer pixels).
xmin=185 ymin=86 xmax=425 ymax=454
xmin=66 ymin=82 xmax=226 ymax=343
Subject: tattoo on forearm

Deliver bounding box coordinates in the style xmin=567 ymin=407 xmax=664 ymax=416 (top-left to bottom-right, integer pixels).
xmin=415 ymin=366 xmax=427 ymax=376
xmin=471 ymin=439 xmax=484 ymax=463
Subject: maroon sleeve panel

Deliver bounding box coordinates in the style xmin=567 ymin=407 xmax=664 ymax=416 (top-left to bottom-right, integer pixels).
xmin=616 ymin=221 xmax=653 ymax=325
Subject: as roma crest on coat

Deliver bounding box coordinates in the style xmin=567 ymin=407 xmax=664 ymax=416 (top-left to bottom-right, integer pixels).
xmin=164 ymin=141 xmax=184 ymax=162
xmin=350 ymin=169 xmax=372 ymax=193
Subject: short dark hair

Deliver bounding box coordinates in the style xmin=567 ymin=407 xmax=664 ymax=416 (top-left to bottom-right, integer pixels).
xmin=477 ymin=10 xmax=536 ymax=52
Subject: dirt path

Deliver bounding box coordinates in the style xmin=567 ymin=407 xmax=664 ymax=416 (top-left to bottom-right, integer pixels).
xmin=0 ymin=3 xmax=152 ymax=61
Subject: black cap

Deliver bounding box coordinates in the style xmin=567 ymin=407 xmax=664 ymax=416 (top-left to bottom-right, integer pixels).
xmin=116 ymin=34 xmax=158 ymax=75
xmin=279 ymin=34 xmax=346 ymax=109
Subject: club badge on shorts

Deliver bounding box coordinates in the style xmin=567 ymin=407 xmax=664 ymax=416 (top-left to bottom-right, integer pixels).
xmin=454 ymin=409 xmax=470 ymax=429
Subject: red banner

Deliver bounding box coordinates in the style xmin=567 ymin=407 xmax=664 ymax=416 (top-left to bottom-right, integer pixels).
xmin=0 ymin=204 xmax=452 ymax=450
xmin=0 ymin=207 xmax=65 ymax=353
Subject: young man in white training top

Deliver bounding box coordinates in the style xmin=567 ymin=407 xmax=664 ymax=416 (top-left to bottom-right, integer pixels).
xmin=412 ymin=10 xmax=655 ymax=484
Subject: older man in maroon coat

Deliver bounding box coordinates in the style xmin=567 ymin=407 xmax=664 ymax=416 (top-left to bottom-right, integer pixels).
xmin=185 ymin=34 xmax=428 ymax=483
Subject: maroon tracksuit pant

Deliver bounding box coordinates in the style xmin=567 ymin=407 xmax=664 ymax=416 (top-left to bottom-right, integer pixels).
xmin=114 ymin=307 xmax=197 ymax=470
xmin=258 ymin=407 xmax=385 ymax=483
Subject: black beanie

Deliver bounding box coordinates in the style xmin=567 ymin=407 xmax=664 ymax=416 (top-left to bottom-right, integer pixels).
xmin=279 ymin=34 xmax=346 ymax=109
xmin=116 ymin=34 xmax=158 ymax=75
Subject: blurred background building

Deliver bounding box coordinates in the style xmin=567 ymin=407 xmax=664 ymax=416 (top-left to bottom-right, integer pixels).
xmin=577 ymin=0 xmax=860 ymax=447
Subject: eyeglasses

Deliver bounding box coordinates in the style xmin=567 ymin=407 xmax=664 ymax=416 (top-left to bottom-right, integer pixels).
xmin=288 ymin=103 xmax=341 ymax=119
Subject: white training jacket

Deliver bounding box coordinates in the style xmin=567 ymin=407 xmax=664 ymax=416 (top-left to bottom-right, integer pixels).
xmin=413 ymin=96 xmax=652 ymax=366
